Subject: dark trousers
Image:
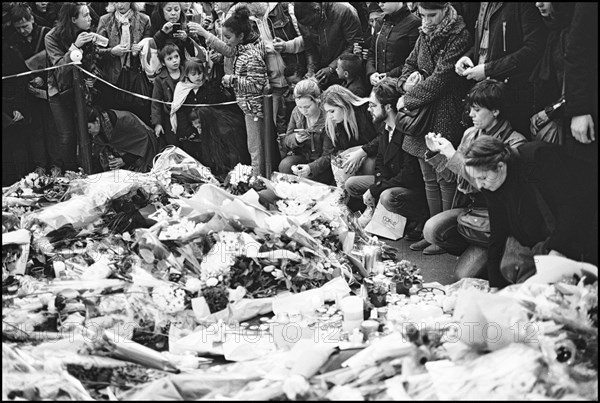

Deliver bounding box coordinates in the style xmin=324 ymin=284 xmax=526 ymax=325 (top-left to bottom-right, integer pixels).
xmin=48 ymin=93 xmax=78 ymax=171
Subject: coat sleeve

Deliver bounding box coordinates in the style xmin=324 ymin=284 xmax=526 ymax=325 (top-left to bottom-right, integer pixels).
xmin=484 ymin=4 xmax=547 ymax=80
xmin=365 ymin=33 xmax=377 ymax=78
xmin=96 ymin=16 xmax=112 ymax=61
xmin=280 ymin=108 xmax=302 ymax=150
xmin=387 ymin=20 xmax=420 ymax=78
xmin=564 ymin=2 xmax=597 ymax=118
xmin=205 ymin=33 xmax=236 ymax=58
xmin=150 ymin=78 xmax=164 ymax=126
xmin=403 ymin=30 xmax=471 ymax=110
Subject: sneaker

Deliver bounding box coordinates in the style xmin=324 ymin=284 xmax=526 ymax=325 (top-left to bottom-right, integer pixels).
xmin=409 ymin=239 xmax=430 ymax=251
xmin=423 ymin=244 xmax=447 ymax=255
xmin=357 ymin=206 xmax=375 ymax=227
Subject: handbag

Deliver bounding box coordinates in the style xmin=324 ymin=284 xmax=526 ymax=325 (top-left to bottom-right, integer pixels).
xmin=457 ymin=208 xmax=490 ymax=247
xmin=115 ymin=58 xmax=152 ymax=109
xmin=395 ymin=103 xmax=434 ymax=137
xmin=530 ymin=110 xmax=563 ymax=145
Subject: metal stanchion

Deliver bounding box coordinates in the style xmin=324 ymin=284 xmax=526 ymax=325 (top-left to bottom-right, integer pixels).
xmin=72 ymin=67 xmax=93 ymax=173
xmin=263 ymin=93 xmax=274 ymax=178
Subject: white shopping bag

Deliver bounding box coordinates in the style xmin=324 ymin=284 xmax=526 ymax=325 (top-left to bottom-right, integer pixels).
xmin=364 ymin=201 xmax=407 ymax=240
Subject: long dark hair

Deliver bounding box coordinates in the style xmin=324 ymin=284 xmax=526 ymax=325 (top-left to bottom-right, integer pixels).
xmin=54 ymin=2 xmax=88 ymax=46
xmin=150 ymin=2 xmax=187 ymax=35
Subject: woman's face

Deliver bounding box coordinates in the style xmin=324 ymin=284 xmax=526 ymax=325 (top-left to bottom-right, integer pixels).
xmin=418 ymin=6 xmax=445 ymax=29
xmin=535 ymin=2 xmax=553 ymax=18
xmin=115 ymin=2 xmax=132 ymax=14
xmin=468 ymin=163 xmax=507 ymax=192
xmin=222 ymin=26 xmax=242 ymax=47
xmin=295 ymin=97 xmax=320 ymax=118
xmin=72 ymin=5 xmax=92 ymax=31
xmin=469 ymin=104 xmax=498 ymax=131
xmin=35 ymin=2 xmax=49 ymax=12
xmin=163 ymin=2 xmax=181 ymax=23
xmin=324 ymin=104 xmax=344 ymax=124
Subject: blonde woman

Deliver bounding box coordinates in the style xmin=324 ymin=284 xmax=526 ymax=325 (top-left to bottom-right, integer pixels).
xmin=294 ymin=85 xmax=378 ymax=184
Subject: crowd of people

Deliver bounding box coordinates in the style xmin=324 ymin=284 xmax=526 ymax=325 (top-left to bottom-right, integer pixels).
xmin=2 ymin=2 xmax=598 ymax=288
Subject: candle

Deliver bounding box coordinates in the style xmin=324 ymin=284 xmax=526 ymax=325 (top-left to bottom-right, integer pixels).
xmin=341 ymin=296 xmax=363 ymax=332
xmin=363 ymin=245 xmax=381 ymax=273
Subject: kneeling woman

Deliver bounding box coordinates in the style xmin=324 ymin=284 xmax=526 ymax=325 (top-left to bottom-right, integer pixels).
xmin=464 ymin=136 xmax=597 ymax=288
xmin=87 ymin=108 xmax=159 ymax=173
xmin=278 ymin=78 xmax=327 ymax=179
xmin=294 ymin=85 xmax=378 ymax=185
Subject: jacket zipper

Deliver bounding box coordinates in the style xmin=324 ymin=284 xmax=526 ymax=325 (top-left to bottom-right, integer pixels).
xmin=502 ymin=21 xmax=507 ymax=52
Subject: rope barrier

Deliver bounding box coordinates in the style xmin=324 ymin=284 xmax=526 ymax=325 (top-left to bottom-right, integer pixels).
xmin=1 ymin=61 xmax=81 ymax=80
xmin=2 ymin=61 xmax=272 ymax=108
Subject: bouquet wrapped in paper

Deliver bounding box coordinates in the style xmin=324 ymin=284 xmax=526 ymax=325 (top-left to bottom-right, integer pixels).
xmin=151 ymin=146 xmax=219 ymax=198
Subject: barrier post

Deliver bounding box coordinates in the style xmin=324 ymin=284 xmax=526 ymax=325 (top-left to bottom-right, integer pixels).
xmin=72 ymin=66 xmax=93 ymax=173
xmin=263 ymin=94 xmax=274 ymax=178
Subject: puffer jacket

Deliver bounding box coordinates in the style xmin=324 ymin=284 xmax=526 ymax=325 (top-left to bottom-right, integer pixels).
xmin=366 ymin=6 xmax=421 ymax=79
xmin=302 ymin=2 xmax=363 ymax=70
xmin=232 ymin=34 xmax=268 ymax=118
xmin=399 ymin=6 xmax=472 ymax=159
xmin=96 ymin=11 xmax=152 ymax=84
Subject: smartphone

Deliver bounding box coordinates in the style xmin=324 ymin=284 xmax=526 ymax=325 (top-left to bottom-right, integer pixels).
xmin=172 ymin=22 xmax=181 ymax=30
xmin=190 ymin=14 xmax=203 ymax=24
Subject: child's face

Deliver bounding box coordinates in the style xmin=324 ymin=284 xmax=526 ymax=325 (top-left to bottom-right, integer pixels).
xmin=285 ymin=73 xmax=302 ymax=89
xmin=163 ymin=51 xmax=180 ymax=72
xmin=336 ymin=59 xmax=346 ymax=80
xmin=188 ymin=70 xmax=205 ymax=86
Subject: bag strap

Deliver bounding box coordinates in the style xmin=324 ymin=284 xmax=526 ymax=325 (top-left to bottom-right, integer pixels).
xmin=35 ymin=26 xmax=50 ymax=54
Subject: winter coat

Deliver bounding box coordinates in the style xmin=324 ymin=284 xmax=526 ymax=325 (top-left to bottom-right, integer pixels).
xmin=96 ymin=11 xmax=152 ymax=85
xmin=366 ymin=7 xmax=421 ymax=79
xmin=150 ymin=67 xmax=181 ymax=130
xmin=399 ymin=6 xmax=472 ymax=159
xmin=45 ymin=27 xmax=99 ymax=97
xmin=370 ymin=127 xmax=424 ymax=200
xmin=468 ymin=3 xmax=546 ymax=85
xmin=483 ymin=141 xmax=597 ymax=286
xmin=302 ymin=2 xmax=363 ymax=70
xmin=280 ymin=106 xmax=327 ymax=162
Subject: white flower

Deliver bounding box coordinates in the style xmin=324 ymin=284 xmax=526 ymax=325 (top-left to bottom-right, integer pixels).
xmin=186 ymin=278 xmax=202 ymax=293
xmin=170 ymin=183 xmax=185 ymax=197
xmin=272 ymin=269 xmax=284 ymax=280
xmin=152 ymin=285 xmax=186 ymax=313
xmin=206 ymin=277 xmax=219 ymax=287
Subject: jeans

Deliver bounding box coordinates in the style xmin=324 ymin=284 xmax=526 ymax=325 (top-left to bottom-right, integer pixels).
xmin=245 ymin=115 xmax=265 ymax=176
xmin=271 ymin=87 xmax=288 ymax=134
xmin=279 ymin=155 xmax=307 ymax=174
xmin=49 ymin=93 xmax=78 ymax=171
xmin=345 ymin=175 xmax=375 ymax=199
xmin=454 ymin=244 xmax=488 ymax=280
xmin=379 ymin=187 xmax=428 ymax=222
xmin=418 ymin=157 xmax=456 ymax=217
xmin=423 ymin=208 xmax=470 ymax=256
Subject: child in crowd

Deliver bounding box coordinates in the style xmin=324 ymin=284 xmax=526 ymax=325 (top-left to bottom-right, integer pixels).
xmin=336 ymin=54 xmax=369 ymax=98
xmin=282 ymin=63 xmax=308 ymax=132
xmin=151 ymin=44 xmax=183 ymax=148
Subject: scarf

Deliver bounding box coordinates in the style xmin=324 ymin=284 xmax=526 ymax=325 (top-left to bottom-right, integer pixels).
xmin=170 ymin=80 xmax=202 ymax=132
xmin=114 ymin=9 xmax=133 ymax=68
xmin=420 ymin=4 xmax=456 ymax=37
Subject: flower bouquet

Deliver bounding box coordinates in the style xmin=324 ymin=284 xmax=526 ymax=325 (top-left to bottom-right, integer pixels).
xmin=386 ymin=259 xmax=423 ymax=295
xmin=224 ymin=164 xmax=267 ymax=196
xmin=331 ymin=150 xmax=359 ymax=188
xmin=152 ymin=146 xmax=219 ymax=198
